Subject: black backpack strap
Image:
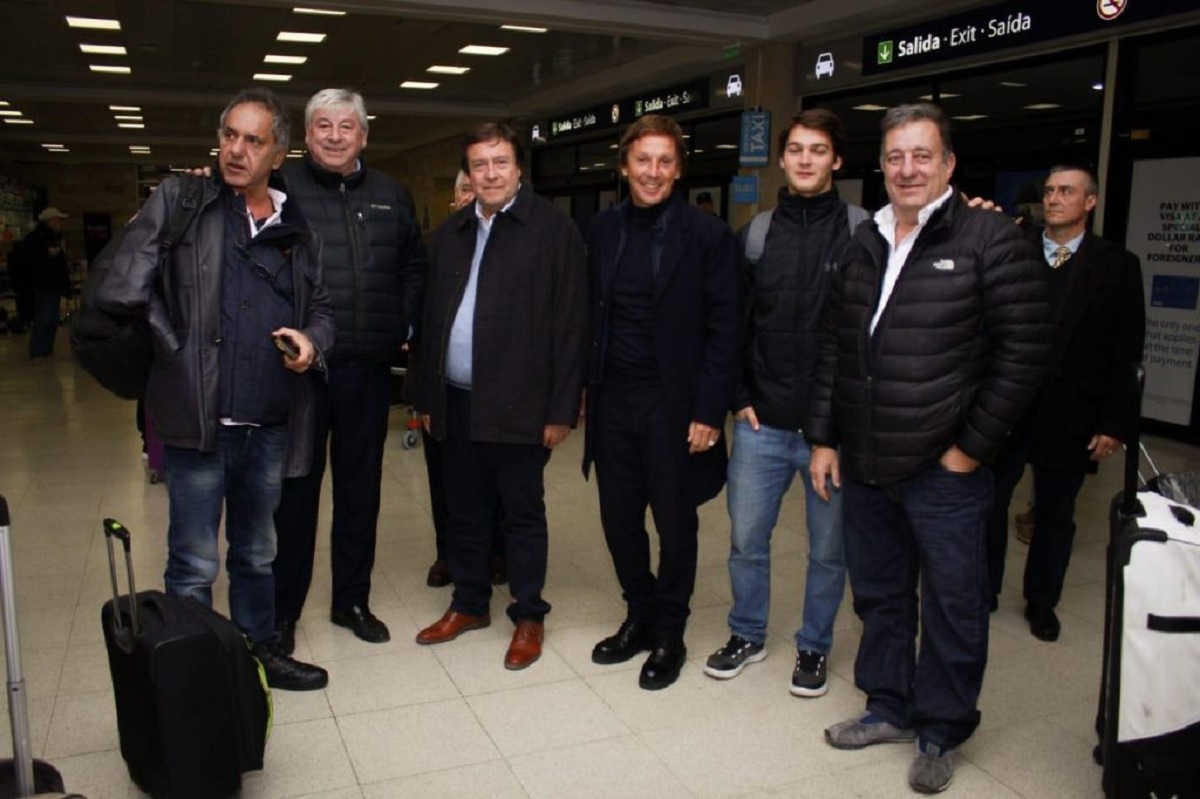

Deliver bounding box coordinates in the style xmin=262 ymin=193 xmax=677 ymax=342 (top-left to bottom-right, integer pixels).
xmin=161 ymin=174 xmax=205 ymax=249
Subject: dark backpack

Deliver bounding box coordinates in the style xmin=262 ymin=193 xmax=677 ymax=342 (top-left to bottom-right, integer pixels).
xmin=70 ymin=176 xmax=205 ymax=400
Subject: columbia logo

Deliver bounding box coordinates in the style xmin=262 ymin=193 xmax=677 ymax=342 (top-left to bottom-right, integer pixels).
xmin=369 ymin=203 xmax=393 ymax=211
xmin=932 ymin=259 xmax=955 ymax=271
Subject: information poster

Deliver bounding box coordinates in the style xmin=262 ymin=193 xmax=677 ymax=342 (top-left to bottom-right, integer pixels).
xmin=1126 ymin=157 xmax=1200 ymax=425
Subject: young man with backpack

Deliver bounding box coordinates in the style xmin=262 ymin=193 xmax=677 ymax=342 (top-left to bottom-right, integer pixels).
xmin=704 ymin=109 xmax=866 ymax=697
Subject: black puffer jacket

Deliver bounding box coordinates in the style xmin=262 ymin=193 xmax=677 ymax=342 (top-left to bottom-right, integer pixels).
xmin=807 ymin=191 xmax=1051 ymax=485
xmin=282 ymin=157 xmax=426 ymax=365
xmin=736 ymin=188 xmax=859 ymax=430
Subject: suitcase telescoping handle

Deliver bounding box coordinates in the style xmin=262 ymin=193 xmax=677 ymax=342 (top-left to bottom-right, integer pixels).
xmin=2 ymin=493 xmax=40 ymax=797
xmin=104 ymin=518 xmax=140 ymax=637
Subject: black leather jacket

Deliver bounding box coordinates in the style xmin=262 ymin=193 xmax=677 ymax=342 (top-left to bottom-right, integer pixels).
xmin=94 ymin=171 xmax=335 ymax=478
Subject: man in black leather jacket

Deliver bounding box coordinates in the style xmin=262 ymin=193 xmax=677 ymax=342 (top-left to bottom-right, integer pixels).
xmin=96 ymin=88 xmax=335 ymax=691
xmin=272 ymin=88 xmax=427 ymax=652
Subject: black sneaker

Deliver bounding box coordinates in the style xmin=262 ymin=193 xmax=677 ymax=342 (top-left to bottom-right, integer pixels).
xmin=252 ymin=641 xmax=329 ymax=691
xmin=790 ymin=648 xmax=828 ymax=697
xmin=703 ymin=635 xmax=766 ymax=679
xmin=276 ymin=618 xmax=297 ymax=656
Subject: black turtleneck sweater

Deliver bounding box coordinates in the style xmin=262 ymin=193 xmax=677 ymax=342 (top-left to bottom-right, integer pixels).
xmin=738 ymin=186 xmax=852 ymax=430
xmin=606 ymin=200 xmax=669 ymax=382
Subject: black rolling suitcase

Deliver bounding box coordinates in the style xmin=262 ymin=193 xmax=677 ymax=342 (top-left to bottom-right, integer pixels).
xmin=1096 ymin=368 xmax=1200 ymax=798
xmin=101 ymin=519 xmax=271 ymax=799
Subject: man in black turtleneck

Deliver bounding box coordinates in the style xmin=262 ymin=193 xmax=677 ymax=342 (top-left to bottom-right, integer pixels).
xmin=703 ymin=110 xmax=867 ymax=698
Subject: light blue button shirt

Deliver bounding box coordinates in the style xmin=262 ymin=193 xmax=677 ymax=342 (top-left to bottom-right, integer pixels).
xmin=1042 ymin=230 xmax=1084 ymax=266
xmin=445 ymin=190 xmax=519 ymax=388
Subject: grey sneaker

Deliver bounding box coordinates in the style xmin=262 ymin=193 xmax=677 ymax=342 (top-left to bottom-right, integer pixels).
xmin=703 ymin=635 xmax=766 ymax=679
xmin=824 ymin=711 xmax=917 ymax=750
xmin=909 ymin=741 xmax=954 ymax=794
xmin=790 ymin=649 xmax=828 ymax=697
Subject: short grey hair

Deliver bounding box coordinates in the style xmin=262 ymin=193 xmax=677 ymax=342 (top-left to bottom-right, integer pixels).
xmin=305 ymin=88 xmax=369 ymax=134
xmin=1048 ymin=164 xmax=1099 ymax=196
xmin=219 ymin=88 xmax=290 ymax=153
xmin=880 ymin=102 xmax=953 ymax=162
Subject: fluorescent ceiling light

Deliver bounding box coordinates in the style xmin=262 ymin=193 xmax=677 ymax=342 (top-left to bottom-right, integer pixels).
xmin=459 ymin=45 xmax=509 ymax=56
xmin=293 ymin=6 xmax=346 ymax=14
xmin=277 ymin=31 xmax=326 ymax=43
xmin=118 ymin=123 xmax=145 ymax=128
xmin=109 ymin=105 xmax=141 ymax=111
xmin=47 ymin=148 xmax=70 ymax=152
xmin=1023 ymin=103 xmax=1061 ymax=110
xmin=427 ymin=65 xmax=470 ymax=75
xmin=0 ymin=101 xmax=9 ymax=106
xmin=999 ymin=81 xmax=1026 ymax=87
xmin=41 ymin=143 xmax=64 ymax=148
xmin=400 ymin=81 xmax=438 ymax=89
xmin=918 ymin=93 xmax=960 ymax=101
xmin=952 ymin=114 xmax=988 ymax=121
xmin=692 ymin=148 xmax=705 ymax=153
xmin=113 ymin=115 xmax=143 ymax=121
xmin=90 ymin=65 xmax=132 ymax=74
xmin=66 ymin=16 xmax=121 ymax=30
xmin=80 ymin=44 xmax=127 ymax=55
xmin=0 ymin=110 xmax=22 ymax=117
xmin=264 ymin=54 xmax=307 ymax=64
xmin=254 ymin=73 xmax=293 ymax=81
xmin=715 ymin=144 xmax=738 ymax=150
xmin=500 ymin=24 xmax=548 ymax=33
xmin=852 ymin=104 xmax=888 ymax=111
xmin=592 ymin=162 xmax=606 ymax=167
xmin=286 ymin=153 xmax=303 ymax=158
xmin=4 ymin=118 xmax=34 ymax=125
xmin=366 ymin=115 xmax=376 ymax=120
xmin=1092 ymin=82 xmax=1104 ymax=91
xmin=609 ymin=144 xmax=618 ymax=149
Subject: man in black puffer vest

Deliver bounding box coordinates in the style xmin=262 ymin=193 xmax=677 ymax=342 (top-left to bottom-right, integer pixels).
xmin=273 ymin=88 xmax=427 ymax=652
xmin=808 ymin=103 xmax=1051 ymax=794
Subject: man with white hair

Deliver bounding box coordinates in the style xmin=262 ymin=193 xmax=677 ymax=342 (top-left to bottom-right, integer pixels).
xmin=272 ymin=88 xmax=427 ymax=652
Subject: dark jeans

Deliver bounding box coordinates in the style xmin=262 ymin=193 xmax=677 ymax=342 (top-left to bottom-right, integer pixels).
xmin=29 ymin=290 xmax=59 ymax=358
xmin=843 ymin=462 xmax=993 ymax=750
xmin=164 ymin=425 xmax=287 ymax=644
xmin=988 ymin=436 xmax=1088 ymax=608
xmin=422 ymin=428 xmax=505 ymax=563
xmin=273 ymin=363 xmax=391 ymax=622
xmin=442 ymin=387 xmax=551 ymax=623
xmin=594 ymin=379 xmax=699 ymax=640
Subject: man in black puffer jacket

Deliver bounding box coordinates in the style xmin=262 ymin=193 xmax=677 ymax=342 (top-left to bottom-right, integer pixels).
xmin=273 ymin=88 xmax=427 ymax=652
xmin=808 ymin=104 xmax=1050 ymax=794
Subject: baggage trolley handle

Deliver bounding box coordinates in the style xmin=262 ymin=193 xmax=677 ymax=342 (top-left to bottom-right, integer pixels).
xmin=104 ymin=518 xmax=140 ymax=637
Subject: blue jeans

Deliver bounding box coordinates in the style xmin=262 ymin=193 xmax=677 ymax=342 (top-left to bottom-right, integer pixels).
xmin=726 ymin=420 xmax=846 ymax=653
xmin=164 ymin=425 xmax=287 ymax=644
xmin=843 ymin=462 xmax=993 ymax=750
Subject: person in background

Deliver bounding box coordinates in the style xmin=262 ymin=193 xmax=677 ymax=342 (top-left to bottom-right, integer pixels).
xmin=23 ymin=207 xmax=72 ymax=362
xmin=271 ymin=88 xmax=427 ymax=653
xmin=987 ymin=164 xmax=1145 ymax=639
xmin=585 ymin=114 xmax=740 ymax=690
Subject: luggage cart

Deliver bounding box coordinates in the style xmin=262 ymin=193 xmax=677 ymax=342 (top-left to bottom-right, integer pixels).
xmin=389 ymin=364 xmax=422 ymax=450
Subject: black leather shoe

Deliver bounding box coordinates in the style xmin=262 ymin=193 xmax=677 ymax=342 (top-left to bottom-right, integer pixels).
xmin=252 ymin=642 xmax=329 ymax=691
xmin=1024 ymin=603 xmax=1061 ymax=642
xmin=592 ymin=620 xmax=654 ymax=665
xmin=639 ymin=639 xmax=687 ymax=690
xmin=426 ymin=559 xmax=451 ymax=588
xmin=331 ymin=605 xmax=391 ymax=644
xmin=276 ymin=618 xmax=297 ymax=656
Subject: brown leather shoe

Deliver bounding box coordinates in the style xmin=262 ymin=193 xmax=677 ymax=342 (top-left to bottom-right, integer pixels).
xmin=504 ymin=620 xmax=544 ymax=670
xmin=415 ymin=610 xmax=491 ymax=645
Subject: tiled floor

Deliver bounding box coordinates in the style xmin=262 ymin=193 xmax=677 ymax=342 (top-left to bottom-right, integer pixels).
xmin=1 ymin=330 xmax=1197 ymax=798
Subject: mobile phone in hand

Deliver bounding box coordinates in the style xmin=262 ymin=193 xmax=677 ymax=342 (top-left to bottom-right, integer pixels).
xmin=274 ymin=334 xmax=300 ymax=359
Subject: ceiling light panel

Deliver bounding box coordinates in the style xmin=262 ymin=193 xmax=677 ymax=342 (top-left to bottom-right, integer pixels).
xmin=852 ymin=104 xmax=888 ymax=111
xmin=3 ymin=119 xmax=34 ymax=125
xmin=254 ymin=73 xmax=293 ymax=81
xmin=66 ymin=16 xmax=121 ymax=30
xmin=459 ymin=45 xmax=509 ymax=56
xmin=80 ymin=44 xmax=127 ymax=55
xmin=427 ymin=65 xmax=470 ymax=75
xmin=117 ymin=122 xmax=145 ymax=128
xmin=500 ymin=25 xmax=548 ymax=33
xmin=90 ymin=65 xmax=132 ymax=74
xmin=277 ymin=31 xmax=326 ymax=43
xmin=109 ymin=105 xmax=141 ymax=111
xmin=264 ymin=54 xmax=307 ymax=64
xmin=293 ymin=7 xmax=346 ymax=14
xmin=113 ymin=115 xmax=143 ymax=121
xmin=0 ymin=110 xmax=22 ymax=117
xmin=400 ymin=81 xmax=438 ymax=89
xmin=1023 ymin=103 xmax=1062 ymax=110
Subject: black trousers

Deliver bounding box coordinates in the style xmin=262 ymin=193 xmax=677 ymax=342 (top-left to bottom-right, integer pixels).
xmin=422 ymin=428 xmax=505 ymax=563
xmin=988 ymin=434 xmax=1088 ymax=609
xmin=594 ymin=379 xmax=699 ymax=640
xmin=442 ymin=387 xmax=550 ymax=622
xmin=273 ymin=363 xmax=392 ymax=622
